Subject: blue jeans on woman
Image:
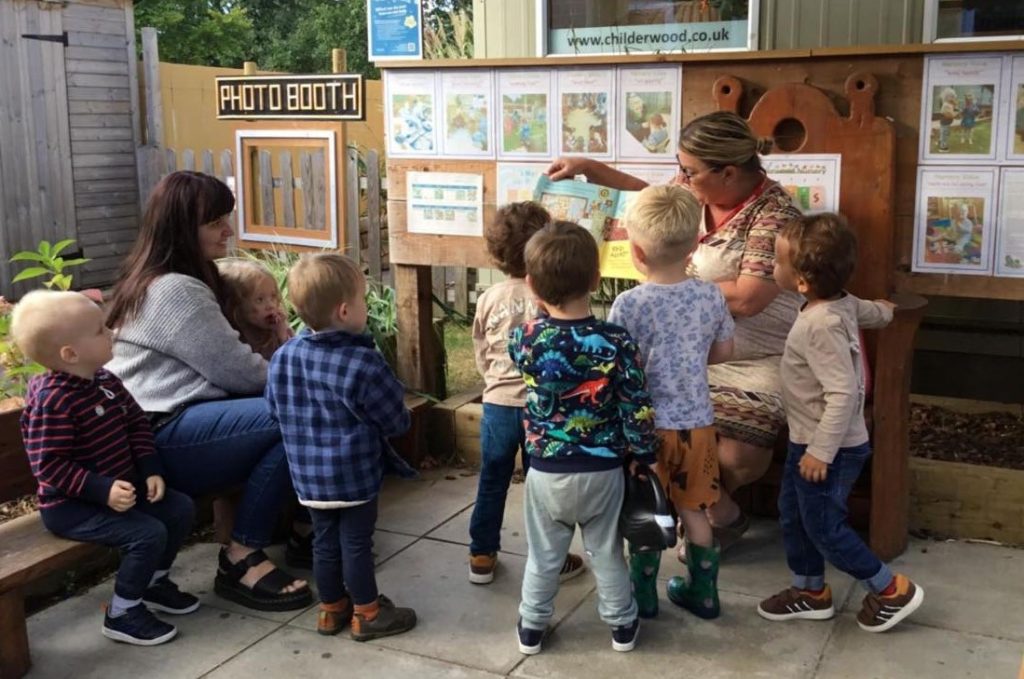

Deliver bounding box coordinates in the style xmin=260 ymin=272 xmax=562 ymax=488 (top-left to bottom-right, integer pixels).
xmin=779 ymin=441 xmax=893 ymax=594
xmin=469 ymin=403 xmax=529 ymax=556
xmin=309 ymin=500 xmax=379 ymax=606
xmin=154 ymin=397 xmax=291 ymax=549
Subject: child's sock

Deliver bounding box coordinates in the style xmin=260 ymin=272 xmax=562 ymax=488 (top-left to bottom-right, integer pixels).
xmin=802 ymin=587 xmax=827 ymax=596
xmin=109 ymin=595 xmax=142 ymax=618
xmin=879 ymin=578 xmax=898 ymax=597
xmin=354 ymin=600 xmax=380 ymax=621
xmin=149 ymin=569 xmax=169 ymax=587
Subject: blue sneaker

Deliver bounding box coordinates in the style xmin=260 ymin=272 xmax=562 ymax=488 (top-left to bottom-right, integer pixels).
xmin=102 ymin=604 xmax=177 ymax=646
xmin=143 ymin=577 xmax=200 ymax=615
xmin=517 ymin=618 xmax=545 ymax=655
xmin=611 ymin=618 xmax=639 ymax=652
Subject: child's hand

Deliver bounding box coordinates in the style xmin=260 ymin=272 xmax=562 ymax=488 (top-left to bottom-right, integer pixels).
xmin=875 ymin=299 xmax=897 ymax=311
xmin=108 ymin=480 xmax=136 ymax=512
xmin=798 ymin=454 xmax=829 ymax=483
xmin=272 ymin=311 xmax=293 ymax=343
xmin=146 ymin=475 xmax=166 ymax=503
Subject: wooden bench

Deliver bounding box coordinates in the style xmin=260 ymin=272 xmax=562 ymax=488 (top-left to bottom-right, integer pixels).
xmin=0 ymin=408 xmax=106 ymax=678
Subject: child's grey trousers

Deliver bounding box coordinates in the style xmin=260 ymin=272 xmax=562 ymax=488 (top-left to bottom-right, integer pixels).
xmin=519 ymin=467 xmax=638 ymax=630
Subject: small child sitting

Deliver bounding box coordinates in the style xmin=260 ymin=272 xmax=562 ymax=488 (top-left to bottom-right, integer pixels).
xmin=642 ymin=113 xmax=670 ymax=153
xmin=759 ymin=213 xmax=924 ymax=633
xmin=511 ymin=221 xmax=659 ymax=655
xmin=13 ymin=291 xmax=197 ymax=646
xmin=467 ymin=202 xmax=584 ymax=586
xmin=265 ymin=253 xmax=417 ymax=641
xmin=608 ymin=185 xmax=735 ymax=620
xmin=217 ymin=259 xmax=293 ymax=359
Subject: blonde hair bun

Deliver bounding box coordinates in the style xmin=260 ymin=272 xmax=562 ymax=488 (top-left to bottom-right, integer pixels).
xmin=755 ymin=137 xmax=774 ymax=155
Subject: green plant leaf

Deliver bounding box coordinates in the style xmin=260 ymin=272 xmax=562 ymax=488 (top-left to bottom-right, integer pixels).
xmin=8 ymin=251 xmax=48 ymax=264
xmin=38 ymin=241 xmax=51 ymax=258
xmin=52 ymin=274 xmax=73 ymax=291
xmin=11 ymin=267 xmax=52 ymax=283
xmin=61 ymin=257 xmax=90 ymax=267
xmin=50 ymin=239 xmax=76 ymax=257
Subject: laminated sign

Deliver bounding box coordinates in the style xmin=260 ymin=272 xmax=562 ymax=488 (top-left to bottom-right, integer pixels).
xmin=216 ymin=74 xmax=365 ymax=120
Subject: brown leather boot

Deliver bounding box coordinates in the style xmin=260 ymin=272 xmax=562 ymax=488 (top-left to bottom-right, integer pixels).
xmin=317 ymin=597 xmax=354 ymax=636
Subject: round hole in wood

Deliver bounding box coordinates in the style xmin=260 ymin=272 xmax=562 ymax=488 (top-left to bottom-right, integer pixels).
xmin=772 ymin=117 xmax=806 ymax=152
xmin=722 ymin=85 xmax=732 ymax=95
xmin=856 ymin=79 xmax=866 ymax=90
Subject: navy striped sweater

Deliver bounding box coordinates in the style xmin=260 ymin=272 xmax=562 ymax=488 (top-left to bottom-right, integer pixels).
xmin=20 ymin=369 xmax=163 ymax=509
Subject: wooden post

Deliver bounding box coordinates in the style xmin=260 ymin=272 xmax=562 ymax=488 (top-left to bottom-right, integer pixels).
xmin=345 ymin=146 xmax=360 ymax=260
xmin=0 ymin=589 xmax=30 ymax=679
xmin=395 ymin=264 xmax=443 ymax=396
xmin=454 ymin=268 xmax=469 ymax=316
xmin=141 ymin=28 xmax=163 ymax=148
xmin=243 ymin=61 xmax=257 ymax=76
xmin=870 ymin=293 xmax=928 ymax=560
xmin=332 ymin=48 xmax=347 ymax=74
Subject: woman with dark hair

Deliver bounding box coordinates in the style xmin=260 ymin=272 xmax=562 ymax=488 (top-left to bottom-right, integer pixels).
xmin=548 ymin=111 xmax=802 ymax=560
xmin=107 ymin=171 xmax=312 ymax=611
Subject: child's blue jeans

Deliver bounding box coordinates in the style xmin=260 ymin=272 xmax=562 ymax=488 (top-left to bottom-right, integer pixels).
xmin=41 ymin=486 xmax=195 ymax=601
xmin=468 ymin=403 xmax=529 ymax=556
xmin=308 ymin=500 xmax=379 ymax=606
xmin=779 ymin=441 xmax=893 ymax=594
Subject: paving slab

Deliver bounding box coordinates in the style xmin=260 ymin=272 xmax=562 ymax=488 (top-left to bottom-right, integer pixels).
xmin=206 ymin=625 xmax=503 ymax=679
xmin=816 ymin=612 xmax=1022 ymax=679
xmin=843 ymin=537 xmax=1024 ymax=641
xmin=657 ymin=518 xmax=857 ymax=606
xmin=290 ymin=537 xmax=595 ymax=675
xmin=513 ymin=589 xmax=835 ymax=679
xmin=376 ymin=469 xmax=480 ymax=536
xmin=25 ymin=586 xmax=278 ymax=679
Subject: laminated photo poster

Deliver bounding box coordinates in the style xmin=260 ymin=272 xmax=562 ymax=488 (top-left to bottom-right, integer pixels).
xmin=616 ymin=65 xmax=682 ymax=163
xmin=557 ymin=68 xmax=615 ymax=160
xmin=440 ymin=70 xmax=495 ymax=158
xmin=497 ymin=70 xmax=554 ymax=160
xmin=919 ymin=54 xmax=1003 ymax=163
xmin=385 ymin=69 xmax=438 ymax=157
xmin=913 ymin=166 xmax=996 ymax=275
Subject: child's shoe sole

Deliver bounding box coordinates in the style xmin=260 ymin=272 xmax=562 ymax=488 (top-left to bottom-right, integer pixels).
xmin=857 ymin=584 xmax=924 ymax=633
xmin=102 ymin=625 xmax=178 ymax=646
xmin=469 ymin=568 xmax=495 ymax=585
xmin=757 ymin=604 xmax=835 ymax=621
xmin=143 ymin=599 xmax=200 ymax=615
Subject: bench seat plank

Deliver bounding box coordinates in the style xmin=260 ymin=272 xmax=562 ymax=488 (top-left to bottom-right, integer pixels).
xmin=0 ymin=513 xmax=101 ymax=594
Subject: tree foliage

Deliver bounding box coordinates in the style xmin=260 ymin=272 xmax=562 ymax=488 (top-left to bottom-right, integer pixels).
xmin=134 ymin=0 xmax=474 ymax=78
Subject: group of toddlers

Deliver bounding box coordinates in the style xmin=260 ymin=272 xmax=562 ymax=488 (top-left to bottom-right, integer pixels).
xmin=10 ymin=183 xmax=923 ymax=653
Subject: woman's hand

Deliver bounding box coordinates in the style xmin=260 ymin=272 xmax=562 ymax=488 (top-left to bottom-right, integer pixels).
xmin=546 ymin=157 xmax=591 ymax=181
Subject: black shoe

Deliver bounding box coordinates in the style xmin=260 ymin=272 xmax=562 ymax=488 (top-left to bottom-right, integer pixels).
xmin=517 ymin=618 xmax=545 ymax=655
xmin=102 ymin=604 xmax=177 ymax=646
xmin=350 ymin=595 xmax=417 ymax=642
xmin=143 ymin=576 xmax=200 ymax=615
xmin=285 ymin=529 xmax=314 ymax=570
xmin=611 ymin=618 xmax=639 ymax=652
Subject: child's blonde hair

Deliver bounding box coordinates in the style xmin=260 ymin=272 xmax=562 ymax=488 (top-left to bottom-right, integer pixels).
xmin=625 ymin=184 xmax=701 ymax=266
xmin=287 ymin=253 xmax=363 ymax=331
xmin=10 ymin=290 xmax=95 ymax=366
xmin=216 ymin=259 xmax=277 ymax=329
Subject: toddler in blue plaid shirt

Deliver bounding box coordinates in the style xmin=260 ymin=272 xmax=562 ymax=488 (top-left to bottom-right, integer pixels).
xmin=265 ymin=253 xmax=417 ymax=641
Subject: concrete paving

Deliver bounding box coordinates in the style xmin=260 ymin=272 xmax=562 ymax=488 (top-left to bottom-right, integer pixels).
xmin=25 ymin=468 xmax=1024 ymax=678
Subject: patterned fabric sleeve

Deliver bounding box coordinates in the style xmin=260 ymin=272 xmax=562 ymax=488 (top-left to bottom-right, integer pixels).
xmin=715 ymin=288 xmax=736 ymax=341
xmin=738 ymin=191 xmax=802 ymax=280
xmin=613 ymin=335 xmax=659 ymax=465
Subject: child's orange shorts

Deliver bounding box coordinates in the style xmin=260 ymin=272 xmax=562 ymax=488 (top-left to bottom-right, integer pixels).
xmin=653 ymin=426 xmax=721 ymax=512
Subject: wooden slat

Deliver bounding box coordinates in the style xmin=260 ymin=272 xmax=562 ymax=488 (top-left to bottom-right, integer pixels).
xmin=75 ymin=178 xmax=135 ymax=193
xmin=201 ymin=149 xmax=214 ymax=175
xmin=220 ymin=149 xmax=233 ymax=184
xmin=0 ymin=513 xmax=103 ymax=593
xmin=67 ymin=86 xmax=130 ymax=101
xmin=70 ymin=125 xmax=132 ymax=141
xmin=68 ymin=113 xmax=132 ymax=128
xmin=311 ymin=149 xmax=326 ymax=231
xmin=72 ymin=164 xmax=136 ymax=181
xmin=67 ymin=31 xmax=129 ymax=49
xmin=395 ymin=264 xmax=444 ymax=395
xmin=66 ymin=45 xmax=130 ymax=62
xmin=71 ymin=139 xmax=134 ymax=154
xmin=72 ymin=152 xmax=135 ymax=168
xmin=182 ymin=148 xmax=195 ymax=171
xmin=68 ymin=99 xmax=131 ymax=114
xmin=77 ymin=203 xmax=137 ymax=220
xmin=895 ymin=271 xmax=1024 ymax=302
xmin=141 ymin=27 xmax=163 ymax=146
xmin=65 ymin=57 xmax=128 ymax=74
xmin=63 ymin=1 xmax=126 ymax=20
xmin=300 ymin=151 xmax=315 ymax=229
xmin=280 ymin=150 xmax=295 ymax=228
xmin=66 ymin=71 xmax=129 ymax=88
xmin=367 ymin=149 xmax=382 ymax=281
xmin=75 ymin=190 xmax=136 ymax=207
xmin=83 ymin=240 xmax=135 ymax=258
xmin=165 ymin=148 xmax=177 ymax=172
xmin=78 ymin=215 xmax=138 ymax=232
xmin=79 ymin=227 xmax=138 ymax=246
xmin=258 ymin=149 xmax=275 ymax=226
xmin=64 ymin=17 xmax=128 ymax=36
xmin=346 ymin=146 xmax=359 ymax=257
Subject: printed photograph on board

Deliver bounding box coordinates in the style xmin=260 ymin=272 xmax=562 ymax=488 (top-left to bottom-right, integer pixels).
xmin=385 ymin=70 xmax=438 ymax=157
xmin=922 ymin=196 xmax=986 ymax=267
xmin=557 ymin=69 xmax=615 ymax=159
xmin=440 ymin=70 xmax=494 ymax=158
xmin=919 ymin=55 xmax=1003 ymax=163
xmin=913 ymin=167 xmax=996 ymax=275
xmin=617 ymin=66 xmax=681 ymax=161
xmin=927 ymin=84 xmax=994 ymax=155
xmin=497 ymin=70 xmax=554 ymax=159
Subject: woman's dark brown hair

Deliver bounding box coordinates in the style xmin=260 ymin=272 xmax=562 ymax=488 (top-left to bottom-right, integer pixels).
xmin=106 ymin=171 xmax=235 ymax=328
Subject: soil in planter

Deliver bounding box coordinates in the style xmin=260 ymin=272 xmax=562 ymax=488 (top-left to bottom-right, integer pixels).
xmin=910 ymin=403 xmax=1024 ymax=470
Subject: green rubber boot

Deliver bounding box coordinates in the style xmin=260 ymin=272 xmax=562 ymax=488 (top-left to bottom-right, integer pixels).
xmin=629 ymin=547 xmax=661 ymax=619
xmin=666 ymin=541 xmax=720 ymax=619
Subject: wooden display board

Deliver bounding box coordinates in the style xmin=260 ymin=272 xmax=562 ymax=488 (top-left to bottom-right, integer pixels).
xmin=384 ymin=42 xmax=1024 ymax=559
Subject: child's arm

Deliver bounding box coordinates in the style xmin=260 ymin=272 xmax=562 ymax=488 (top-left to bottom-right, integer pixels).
xmin=853 ymin=296 xmax=895 ymax=329
xmin=708 ymin=338 xmax=734 ymax=365
xmin=615 ymin=337 xmax=659 ymax=467
xmin=708 ymin=288 xmax=736 ymax=365
xmin=471 ymin=303 xmax=489 ymax=378
xmin=351 ymin=351 xmax=411 ymax=440
xmin=23 ymin=401 xmax=120 ymax=506
xmin=111 ymin=375 xmax=165 ymax=482
xmin=803 ymin=319 xmax=861 ymax=466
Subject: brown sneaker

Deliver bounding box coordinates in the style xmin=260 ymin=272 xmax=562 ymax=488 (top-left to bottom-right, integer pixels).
xmin=757 ymin=585 xmax=835 ymax=621
xmin=559 ymin=553 xmax=586 ymax=583
xmin=856 ymin=574 xmax=924 ymax=633
xmin=317 ymin=598 xmax=354 ymax=636
xmin=351 ymin=595 xmax=417 ymax=641
xmin=469 ymin=552 xmax=497 ymax=584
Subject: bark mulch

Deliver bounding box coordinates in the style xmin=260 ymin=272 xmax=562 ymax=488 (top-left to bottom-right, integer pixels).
xmin=910 ymin=403 xmax=1024 ymax=471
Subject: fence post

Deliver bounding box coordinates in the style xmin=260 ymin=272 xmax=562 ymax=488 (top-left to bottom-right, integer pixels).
xmin=366 ymin=149 xmax=382 ymax=281
xmin=280 ymin=151 xmax=295 ymax=228
xmin=258 ymin=149 xmax=275 ymax=226
xmin=137 ymin=27 xmax=165 ymax=207
xmin=345 ymin=146 xmax=360 ymax=261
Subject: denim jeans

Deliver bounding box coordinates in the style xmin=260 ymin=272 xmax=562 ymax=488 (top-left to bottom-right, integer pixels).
xmin=779 ymin=441 xmax=893 ymax=594
xmin=41 ymin=487 xmax=195 ymax=601
xmin=469 ymin=403 xmax=529 ymax=555
xmin=309 ymin=500 xmax=379 ymax=606
xmin=154 ymin=397 xmax=291 ymax=549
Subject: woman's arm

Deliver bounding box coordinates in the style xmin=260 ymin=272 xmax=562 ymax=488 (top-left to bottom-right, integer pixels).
xmin=546 ymin=157 xmax=650 ymax=191
xmin=717 ymin=275 xmax=781 ymax=318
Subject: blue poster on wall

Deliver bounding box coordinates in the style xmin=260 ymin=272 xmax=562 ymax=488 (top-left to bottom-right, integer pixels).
xmin=368 ymin=0 xmax=423 ymax=61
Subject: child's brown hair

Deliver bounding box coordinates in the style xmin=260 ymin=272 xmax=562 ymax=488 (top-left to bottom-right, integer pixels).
xmin=524 ymin=220 xmax=598 ymax=307
xmin=288 ymin=253 xmax=363 ymax=331
xmin=779 ymin=212 xmax=857 ymax=299
xmin=485 ymin=201 xmax=551 ymax=277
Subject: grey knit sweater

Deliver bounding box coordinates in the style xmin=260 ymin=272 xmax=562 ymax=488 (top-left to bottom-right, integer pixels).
xmin=106 ymin=273 xmax=268 ymax=413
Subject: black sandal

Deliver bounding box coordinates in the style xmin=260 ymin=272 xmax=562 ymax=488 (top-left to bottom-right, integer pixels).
xmin=214 ymin=548 xmax=313 ymax=612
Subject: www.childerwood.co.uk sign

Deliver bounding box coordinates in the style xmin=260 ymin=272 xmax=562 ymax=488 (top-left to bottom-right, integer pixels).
xmin=215 ymin=74 xmax=365 ymax=120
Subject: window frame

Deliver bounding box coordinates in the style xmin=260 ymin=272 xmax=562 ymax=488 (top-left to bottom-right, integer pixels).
xmin=923 ymin=0 xmax=1024 ymax=43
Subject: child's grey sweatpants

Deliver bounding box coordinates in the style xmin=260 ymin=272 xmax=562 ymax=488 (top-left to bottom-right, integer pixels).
xmin=519 ymin=467 xmax=637 ymax=630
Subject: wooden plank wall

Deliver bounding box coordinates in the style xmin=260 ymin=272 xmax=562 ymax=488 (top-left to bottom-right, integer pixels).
xmin=63 ymin=0 xmax=139 ymax=289
xmin=0 ymin=0 xmax=78 ymax=297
